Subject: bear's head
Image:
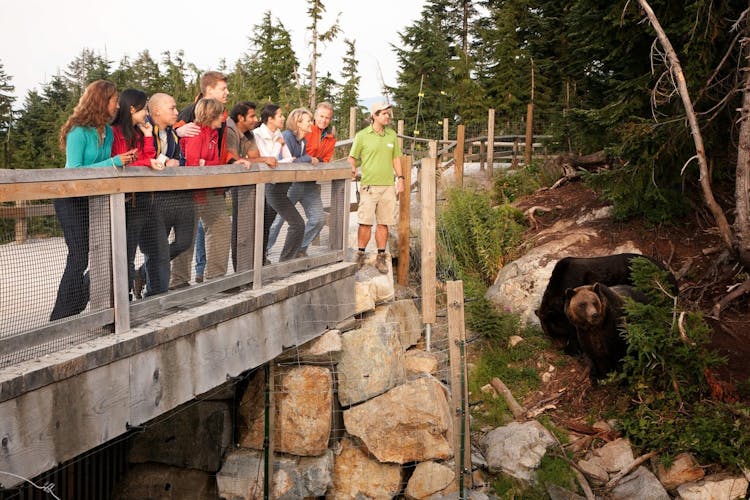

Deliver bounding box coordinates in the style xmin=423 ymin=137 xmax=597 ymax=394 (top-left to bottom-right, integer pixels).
xmin=564 ymin=283 xmax=608 ymax=328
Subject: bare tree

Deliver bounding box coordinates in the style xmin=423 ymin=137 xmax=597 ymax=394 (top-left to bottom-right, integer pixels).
xmin=636 ymin=0 xmax=750 ymax=315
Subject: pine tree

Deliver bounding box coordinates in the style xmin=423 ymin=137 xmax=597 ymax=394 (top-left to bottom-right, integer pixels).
xmin=0 ymin=60 xmax=15 ymax=168
xmin=336 ymin=39 xmax=360 ymax=137
xmin=306 ymin=0 xmax=341 ymax=110
xmin=240 ymin=11 xmax=300 ymax=107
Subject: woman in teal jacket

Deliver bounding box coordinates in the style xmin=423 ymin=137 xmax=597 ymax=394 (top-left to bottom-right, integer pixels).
xmin=50 ymin=80 xmax=135 ymax=321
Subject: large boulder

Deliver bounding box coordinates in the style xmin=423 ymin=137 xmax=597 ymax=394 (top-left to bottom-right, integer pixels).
xmin=479 ymin=420 xmax=556 ymax=481
xmin=404 ymin=461 xmax=457 ymax=499
xmin=337 ymin=318 xmax=406 ymax=406
xmin=238 ymin=365 xmax=332 ymax=456
xmin=329 ymin=436 xmax=403 ymax=499
xmin=362 ymin=298 xmax=423 ymax=349
xmin=276 ymin=329 xmax=342 ymax=364
xmin=343 ymin=376 xmax=453 ymax=464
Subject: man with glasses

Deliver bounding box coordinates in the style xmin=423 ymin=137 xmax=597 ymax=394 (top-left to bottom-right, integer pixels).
xmin=348 ymin=102 xmax=404 ymax=274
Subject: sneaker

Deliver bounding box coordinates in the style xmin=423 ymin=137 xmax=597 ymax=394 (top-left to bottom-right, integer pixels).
xmin=133 ymin=268 xmax=145 ymax=299
xmin=169 ymin=281 xmax=190 ymax=291
xmin=296 ymin=248 xmax=308 ymax=258
xmin=355 ymin=250 xmax=366 ymax=269
xmin=375 ymin=252 xmax=389 ymax=274
xmin=195 ymin=275 xmax=204 ymax=283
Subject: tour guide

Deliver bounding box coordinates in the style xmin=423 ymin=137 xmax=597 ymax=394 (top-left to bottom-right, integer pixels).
xmin=348 ymin=102 xmax=404 ymax=274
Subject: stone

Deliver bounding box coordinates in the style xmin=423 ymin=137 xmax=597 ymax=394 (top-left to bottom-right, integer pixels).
xmin=577 ymin=458 xmax=608 ymax=484
xmin=337 ymin=321 xmax=406 ymax=406
xmin=329 ymin=437 xmax=403 ymax=499
xmin=480 ymin=384 xmax=498 ymax=399
xmin=112 ymin=463 xmax=217 ymax=500
xmin=405 ymin=461 xmax=456 ymax=499
xmin=238 ymin=365 xmax=333 ymax=456
xmin=216 ymin=447 xmax=334 ymax=500
xmin=546 ymin=483 xmax=586 ymax=500
xmin=276 ymin=329 xmax=342 ymax=364
xmin=508 ymin=335 xmax=524 ymax=347
xmin=676 ymin=473 xmax=748 ymax=500
xmin=655 ymin=452 xmax=704 ymax=490
xmin=593 ymin=437 xmax=635 ymax=473
xmin=592 ymin=420 xmax=612 ymax=433
xmin=343 ymin=376 xmax=453 ymax=464
xmin=611 ymin=466 xmax=669 ymax=500
xmin=404 ymin=349 xmax=439 ymax=377
xmin=479 ymin=420 xmax=556 ymax=481
xmin=363 ymin=298 xmax=423 ymax=349
xmin=128 ymin=400 xmax=232 ymax=472
xmin=355 ymin=280 xmax=376 ymax=314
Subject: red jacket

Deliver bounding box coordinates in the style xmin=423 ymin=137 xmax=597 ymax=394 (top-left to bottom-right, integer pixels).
xmin=305 ymin=124 xmax=335 ymax=163
xmin=180 ymin=126 xmax=220 ymax=203
xmin=111 ymin=125 xmax=156 ymax=167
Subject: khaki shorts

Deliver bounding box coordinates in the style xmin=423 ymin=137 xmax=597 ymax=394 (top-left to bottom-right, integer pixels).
xmin=357 ymin=184 xmax=397 ymax=226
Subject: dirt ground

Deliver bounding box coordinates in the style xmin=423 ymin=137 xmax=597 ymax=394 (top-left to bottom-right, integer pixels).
xmin=495 ymin=179 xmax=750 ymax=420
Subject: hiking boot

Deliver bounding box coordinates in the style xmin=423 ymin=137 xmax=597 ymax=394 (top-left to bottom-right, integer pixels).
xmin=375 ymin=252 xmax=389 ymax=274
xmin=355 ymin=250 xmax=366 ymax=269
xmin=195 ymin=275 xmax=204 ymax=283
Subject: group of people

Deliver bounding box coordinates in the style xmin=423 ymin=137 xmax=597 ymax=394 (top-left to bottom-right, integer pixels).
xmin=50 ymin=71 xmax=404 ymax=321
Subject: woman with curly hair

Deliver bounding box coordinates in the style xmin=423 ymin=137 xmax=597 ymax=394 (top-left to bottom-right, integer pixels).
xmin=50 ymin=80 xmax=135 ymax=320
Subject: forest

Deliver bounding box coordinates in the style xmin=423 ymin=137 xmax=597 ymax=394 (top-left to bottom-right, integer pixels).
xmin=1 ymin=0 xmax=749 ymax=279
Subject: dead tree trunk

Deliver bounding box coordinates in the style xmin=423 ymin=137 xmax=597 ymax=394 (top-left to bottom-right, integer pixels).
xmin=638 ymin=0 xmax=735 ymax=252
xmin=735 ymin=36 xmax=750 ymax=268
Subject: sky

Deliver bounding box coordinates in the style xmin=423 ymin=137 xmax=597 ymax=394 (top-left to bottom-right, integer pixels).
xmin=0 ymin=0 xmax=426 ymax=107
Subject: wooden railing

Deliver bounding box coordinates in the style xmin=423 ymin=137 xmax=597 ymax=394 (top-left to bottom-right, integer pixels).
xmin=0 ymin=161 xmax=352 ymax=363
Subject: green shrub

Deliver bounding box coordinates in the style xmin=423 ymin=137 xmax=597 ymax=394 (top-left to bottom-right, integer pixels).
xmin=437 ymin=187 xmax=527 ymax=293
xmin=612 ymin=258 xmax=750 ymax=468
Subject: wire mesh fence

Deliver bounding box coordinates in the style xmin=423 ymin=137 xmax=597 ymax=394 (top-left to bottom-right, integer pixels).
xmin=0 ymin=165 xmax=350 ymax=369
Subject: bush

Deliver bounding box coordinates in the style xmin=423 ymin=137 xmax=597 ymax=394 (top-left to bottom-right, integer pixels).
xmin=612 ymin=258 xmax=750 ymax=468
xmin=437 ymin=187 xmax=527 ymax=293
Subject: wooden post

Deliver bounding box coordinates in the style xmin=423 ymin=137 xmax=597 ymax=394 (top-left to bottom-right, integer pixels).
xmin=442 ymin=118 xmax=449 ymax=164
xmin=253 ymin=184 xmax=265 ymax=290
xmin=397 ymin=156 xmax=412 ymax=286
xmin=234 ymin=185 xmax=255 ymax=273
xmin=89 ymin=195 xmax=111 ymax=314
xmin=525 ymin=102 xmax=534 ymax=166
xmin=421 ymin=157 xmax=436 ymax=347
xmin=429 ymin=140 xmax=438 ymax=159
xmin=329 ymin=179 xmax=349 ymax=251
xmin=110 ymin=193 xmax=129 ymax=333
xmin=479 ymin=141 xmax=485 ymax=171
xmin=349 ymin=106 xmax=358 ymax=140
xmin=447 ymin=280 xmax=472 ymax=490
xmin=487 ymin=108 xmax=495 ymax=180
xmin=14 ymin=200 xmax=27 ymax=244
xmin=397 ymin=119 xmax=404 ymax=154
xmin=454 ymin=125 xmax=465 ymax=187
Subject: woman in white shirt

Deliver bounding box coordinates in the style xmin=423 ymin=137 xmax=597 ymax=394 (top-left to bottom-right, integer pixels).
xmin=253 ymin=103 xmax=304 ymax=261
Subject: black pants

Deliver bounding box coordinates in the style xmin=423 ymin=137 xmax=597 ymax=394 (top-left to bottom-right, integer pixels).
xmin=230 ymin=187 xmax=277 ymax=270
xmin=138 ymin=191 xmax=195 ymax=295
xmin=264 ymin=183 xmax=304 ymax=261
xmin=50 ymin=197 xmax=90 ymax=321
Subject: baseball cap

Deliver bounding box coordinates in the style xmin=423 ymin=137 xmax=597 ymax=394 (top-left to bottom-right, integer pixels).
xmin=370 ymin=102 xmax=392 ymax=116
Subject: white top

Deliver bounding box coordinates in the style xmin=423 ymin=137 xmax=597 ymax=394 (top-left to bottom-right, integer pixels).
xmin=253 ymin=124 xmax=293 ymax=162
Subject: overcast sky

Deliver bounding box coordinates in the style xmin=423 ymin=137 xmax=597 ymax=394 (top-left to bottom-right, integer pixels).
xmin=1 ymin=0 xmax=425 ymax=106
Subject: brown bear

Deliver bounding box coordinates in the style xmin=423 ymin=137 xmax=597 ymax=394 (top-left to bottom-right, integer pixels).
xmin=535 ymin=253 xmax=674 ymax=354
xmin=564 ymin=283 xmax=648 ymax=379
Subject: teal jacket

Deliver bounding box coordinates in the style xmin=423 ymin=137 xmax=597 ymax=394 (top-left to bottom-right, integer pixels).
xmin=65 ymin=125 xmax=122 ymax=168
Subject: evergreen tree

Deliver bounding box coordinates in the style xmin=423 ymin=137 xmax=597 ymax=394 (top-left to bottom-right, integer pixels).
xmin=64 ymin=48 xmax=111 ymax=97
xmin=0 ymin=60 xmax=15 ymax=168
xmin=241 ymin=11 xmax=299 ymax=107
xmin=336 ymin=39 xmax=360 ymax=137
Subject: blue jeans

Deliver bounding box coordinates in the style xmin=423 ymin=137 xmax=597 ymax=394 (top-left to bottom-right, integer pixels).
xmin=194 ymin=219 xmax=206 ymax=277
xmin=266 ymin=182 xmax=325 ymax=254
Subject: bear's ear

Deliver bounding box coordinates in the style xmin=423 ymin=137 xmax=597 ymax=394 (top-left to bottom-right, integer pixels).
xmin=564 ymin=288 xmax=575 ymax=299
xmin=593 ymin=282 xmax=604 ymax=295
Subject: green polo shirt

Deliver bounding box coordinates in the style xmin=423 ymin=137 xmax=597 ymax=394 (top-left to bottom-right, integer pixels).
xmin=350 ymin=125 xmax=402 ymax=186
